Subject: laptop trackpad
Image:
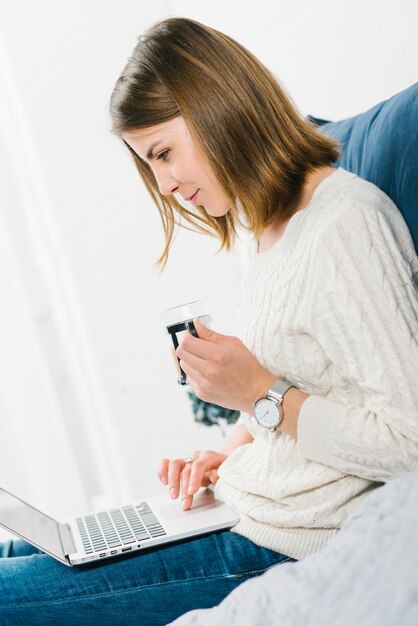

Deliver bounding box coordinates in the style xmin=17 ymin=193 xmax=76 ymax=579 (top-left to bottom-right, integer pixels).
xmin=160 ymin=490 xmax=221 ymax=520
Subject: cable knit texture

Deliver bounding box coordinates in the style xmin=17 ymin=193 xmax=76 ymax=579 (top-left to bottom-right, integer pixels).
xmin=215 ymin=168 xmax=418 ymax=560
xmin=170 ymin=472 xmax=418 ymax=626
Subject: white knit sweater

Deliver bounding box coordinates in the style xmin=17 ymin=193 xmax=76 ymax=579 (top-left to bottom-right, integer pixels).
xmin=215 ymin=168 xmax=418 ymax=560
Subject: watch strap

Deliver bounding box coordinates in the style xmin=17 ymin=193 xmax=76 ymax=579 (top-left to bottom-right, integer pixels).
xmin=266 ymin=378 xmax=295 ymax=403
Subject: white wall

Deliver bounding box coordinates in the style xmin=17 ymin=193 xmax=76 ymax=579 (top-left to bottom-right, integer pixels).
xmin=0 ymin=0 xmax=416 ymax=525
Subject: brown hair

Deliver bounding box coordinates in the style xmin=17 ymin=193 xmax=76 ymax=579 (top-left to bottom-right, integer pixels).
xmin=110 ymin=17 xmax=340 ymax=268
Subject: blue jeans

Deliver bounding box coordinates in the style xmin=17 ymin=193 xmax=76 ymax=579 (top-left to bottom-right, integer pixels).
xmin=0 ymin=531 xmax=294 ymax=625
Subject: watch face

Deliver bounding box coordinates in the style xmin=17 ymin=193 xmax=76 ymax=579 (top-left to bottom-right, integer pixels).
xmin=254 ymin=398 xmax=280 ymax=428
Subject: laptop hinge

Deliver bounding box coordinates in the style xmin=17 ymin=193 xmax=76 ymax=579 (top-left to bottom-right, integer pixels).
xmin=59 ymin=522 xmax=77 ymax=556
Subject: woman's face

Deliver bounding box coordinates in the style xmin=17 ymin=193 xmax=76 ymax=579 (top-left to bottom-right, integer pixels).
xmin=122 ymin=116 xmax=231 ymax=217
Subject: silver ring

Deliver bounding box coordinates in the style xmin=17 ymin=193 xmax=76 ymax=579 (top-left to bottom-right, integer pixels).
xmin=183 ymin=456 xmax=193 ymax=463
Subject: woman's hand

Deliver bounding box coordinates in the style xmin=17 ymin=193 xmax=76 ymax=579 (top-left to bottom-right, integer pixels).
xmin=158 ymin=450 xmax=227 ymax=510
xmin=176 ymin=317 xmax=277 ymax=414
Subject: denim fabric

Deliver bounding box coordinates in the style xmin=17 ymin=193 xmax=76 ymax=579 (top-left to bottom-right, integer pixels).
xmin=0 ymin=531 xmax=294 ymax=625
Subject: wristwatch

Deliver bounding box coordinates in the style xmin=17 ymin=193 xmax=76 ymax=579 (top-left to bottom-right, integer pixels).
xmin=253 ymin=378 xmax=295 ymax=432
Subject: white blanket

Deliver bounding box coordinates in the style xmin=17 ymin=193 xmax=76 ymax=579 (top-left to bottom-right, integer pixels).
xmin=170 ymin=471 xmax=418 ymax=626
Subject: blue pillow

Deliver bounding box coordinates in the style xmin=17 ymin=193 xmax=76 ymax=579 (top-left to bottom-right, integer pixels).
xmin=310 ymin=83 xmax=418 ymax=252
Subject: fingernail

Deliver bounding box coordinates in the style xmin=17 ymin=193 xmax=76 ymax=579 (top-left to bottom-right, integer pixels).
xmin=161 ymin=477 xmax=167 ymax=485
xmin=188 ymin=484 xmax=196 ymax=495
xmin=170 ymin=488 xmax=176 ymax=498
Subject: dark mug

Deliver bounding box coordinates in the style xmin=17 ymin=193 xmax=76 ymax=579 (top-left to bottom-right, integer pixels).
xmin=161 ymin=300 xmax=211 ymax=385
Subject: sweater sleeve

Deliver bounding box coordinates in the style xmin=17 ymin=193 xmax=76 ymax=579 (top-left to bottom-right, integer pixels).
xmin=297 ymin=200 xmax=418 ymax=482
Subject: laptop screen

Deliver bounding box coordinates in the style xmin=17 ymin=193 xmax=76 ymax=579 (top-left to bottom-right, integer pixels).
xmin=0 ymin=487 xmax=67 ymax=563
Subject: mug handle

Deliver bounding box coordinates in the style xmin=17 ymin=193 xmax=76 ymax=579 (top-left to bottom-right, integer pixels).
xmin=185 ymin=319 xmax=199 ymax=338
xmin=174 ymin=320 xmax=198 ymax=385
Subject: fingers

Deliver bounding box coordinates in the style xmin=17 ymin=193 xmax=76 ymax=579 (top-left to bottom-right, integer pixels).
xmin=176 ymin=335 xmax=216 ymax=361
xmin=158 ymin=459 xmax=169 ymax=485
xmin=177 ymin=360 xmax=207 ymax=397
xmin=167 ymin=459 xmax=184 ymax=499
xmin=177 ymin=353 xmax=204 ymax=385
xmin=177 ymin=327 xmax=237 ymax=361
xmin=177 ymin=349 xmax=204 ymax=372
xmin=157 ymin=452 xmax=226 ymax=511
xmin=209 ymin=469 xmax=219 ymax=484
xmin=192 ymin=317 xmax=216 ymax=341
xmin=185 ymin=451 xmax=225 ymax=495
xmin=157 ymin=457 xmax=197 ymax=510
xmin=193 ymin=318 xmax=236 ymax=346
xmin=180 ymin=463 xmax=193 ymax=511
xmin=157 ymin=459 xmax=185 ymax=498
xmin=187 ymin=456 xmax=210 ymax=496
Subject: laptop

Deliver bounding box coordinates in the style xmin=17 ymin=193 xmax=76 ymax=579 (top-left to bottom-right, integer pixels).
xmin=0 ymin=485 xmax=239 ymax=566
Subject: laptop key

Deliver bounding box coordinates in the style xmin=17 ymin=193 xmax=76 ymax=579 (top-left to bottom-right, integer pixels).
xmin=121 ymin=537 xmax=135 ymax=545
xmin=140 ymin=512 xmax=162 ymax=527
xmin=135 ymin=531 xmax=150 ymax=541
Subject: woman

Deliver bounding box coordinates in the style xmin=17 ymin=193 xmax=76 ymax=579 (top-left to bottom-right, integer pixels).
xmin=1 ymin=16 xmax=417 ymax=626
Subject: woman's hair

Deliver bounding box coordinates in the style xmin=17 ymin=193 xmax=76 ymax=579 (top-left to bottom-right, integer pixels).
xmin=110 ymin=17 xmax=340 ymax=267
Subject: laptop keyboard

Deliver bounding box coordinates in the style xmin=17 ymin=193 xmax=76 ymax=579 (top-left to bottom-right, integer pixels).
xmin=76 ymin=502 xmax=167 ymax=555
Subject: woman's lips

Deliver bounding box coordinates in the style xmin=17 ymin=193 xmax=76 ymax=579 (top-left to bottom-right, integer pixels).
xmin=189 ymin=190 xmax=199 ymax=205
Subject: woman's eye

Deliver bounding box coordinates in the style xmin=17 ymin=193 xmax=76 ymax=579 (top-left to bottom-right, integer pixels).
xmin=157 ymin=150 xmax=170 ymax=161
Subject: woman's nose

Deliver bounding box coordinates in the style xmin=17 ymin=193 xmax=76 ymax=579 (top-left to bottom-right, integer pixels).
xmin=156 ymin=172 xmax=179 ymax=196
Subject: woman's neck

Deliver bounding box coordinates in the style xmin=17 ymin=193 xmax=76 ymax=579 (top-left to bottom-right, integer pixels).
xmin=257 ymin=165 xmax=336 ymax=254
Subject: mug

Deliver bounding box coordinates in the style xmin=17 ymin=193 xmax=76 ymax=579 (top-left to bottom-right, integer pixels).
xmin=161 ymin=299 xmax=211 ymax=385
